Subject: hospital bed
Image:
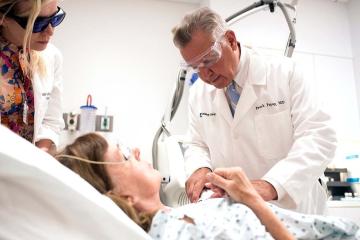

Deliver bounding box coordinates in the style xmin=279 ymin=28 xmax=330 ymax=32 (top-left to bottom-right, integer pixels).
xmin=0 ymin=125 xmax=151 ymax=240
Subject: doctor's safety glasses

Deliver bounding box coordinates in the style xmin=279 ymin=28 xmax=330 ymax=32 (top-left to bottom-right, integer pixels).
xmin=181 ymin=35 xmax=224 ymax=73
xmin=1 ymin=6 xmax=66 ymax=33
xmin=56 ymin=144 xmax=132 ymax=165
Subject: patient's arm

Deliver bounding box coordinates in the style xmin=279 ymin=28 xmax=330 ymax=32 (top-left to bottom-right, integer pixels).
xmin=206 ymin=167 xmax=294 ymax=240
xmin=246 ymin=197 xmax=294 ymax=240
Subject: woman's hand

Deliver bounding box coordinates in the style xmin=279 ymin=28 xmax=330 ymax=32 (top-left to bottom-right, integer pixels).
xmin=206 ymin=167 xmax=294 ymax=240
xmin=36 ymin=139 xmax=56 ymax=156
xmin=205 ymin=167 xmax=263 ymax=206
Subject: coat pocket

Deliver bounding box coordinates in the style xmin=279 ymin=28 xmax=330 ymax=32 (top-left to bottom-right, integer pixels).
xmin=255 ymin=109 xmax=293 ymax=159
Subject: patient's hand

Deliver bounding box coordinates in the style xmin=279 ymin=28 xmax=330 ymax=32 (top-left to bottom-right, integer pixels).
xmin=185 ymin=168 xmax=211 ymax=203
xmin=204 ymin=182 xmax=225 ymax=198
xmin=206 ymin=167 xmax=263 ymax=207
xmin=207 ymin=168 xmax=294 ymax=240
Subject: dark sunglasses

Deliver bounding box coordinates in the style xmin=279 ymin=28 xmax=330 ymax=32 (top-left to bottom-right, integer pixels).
xmin=3 ymin=6 xmax=66 ymax=33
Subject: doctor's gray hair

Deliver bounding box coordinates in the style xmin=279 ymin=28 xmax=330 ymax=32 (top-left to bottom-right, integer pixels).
xmin=172 ymin=7 xmax=228 ymax=48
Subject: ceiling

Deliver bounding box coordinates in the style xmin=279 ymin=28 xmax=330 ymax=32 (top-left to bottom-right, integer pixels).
xmin=156 ymin=0 xmax=202 ymax=4
xmin=157 ymin=0 xmax=351 ymax=4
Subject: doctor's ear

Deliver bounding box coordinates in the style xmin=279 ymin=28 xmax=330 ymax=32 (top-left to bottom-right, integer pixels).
xmin=0 ymin=15 xmax=7 ymax=26
xmin=224 ymin=30 xmax=237 ymax=50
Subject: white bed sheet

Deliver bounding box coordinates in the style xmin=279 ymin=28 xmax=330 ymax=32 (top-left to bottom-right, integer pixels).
xmin=0 ymin=126 xmax=151 ymax=240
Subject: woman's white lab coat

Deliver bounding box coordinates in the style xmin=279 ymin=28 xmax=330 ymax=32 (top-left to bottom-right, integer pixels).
xmin=184 ymin=47 xmax=337 ymax=214
xmin=33 ymin=44 xmax=64 ymax=146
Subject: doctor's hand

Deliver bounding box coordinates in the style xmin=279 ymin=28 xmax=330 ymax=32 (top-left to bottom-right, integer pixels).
xmin=206 ymin=167 xmax=262 ymax=206
xmin=186 ymin=168 xmax=211 ymax=203
xmin=250 ymin=180 xmax=278 ymax=201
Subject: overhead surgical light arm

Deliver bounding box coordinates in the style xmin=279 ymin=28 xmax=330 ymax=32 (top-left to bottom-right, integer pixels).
xmin=226 ymin=0 xmax=298 ymax=57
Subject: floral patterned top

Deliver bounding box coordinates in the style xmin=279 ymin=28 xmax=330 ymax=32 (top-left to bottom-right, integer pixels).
xmin=0 ymin=38 xmax=35 ymax=143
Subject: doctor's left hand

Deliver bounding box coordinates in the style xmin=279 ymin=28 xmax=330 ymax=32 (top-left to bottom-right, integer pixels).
xmin=186 ymin=167 xmax=211 ymax=203
xmin=250 ymin=180 xmax=278 ymax=201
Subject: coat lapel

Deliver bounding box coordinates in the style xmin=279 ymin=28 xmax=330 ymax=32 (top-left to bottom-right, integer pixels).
xmin=232 ymin=84 xmax=257 ymax=127
xmin=232 ymin=51 xmax=267 ymax=127
xmin=213 ymin=89 xmax=232 ymax=126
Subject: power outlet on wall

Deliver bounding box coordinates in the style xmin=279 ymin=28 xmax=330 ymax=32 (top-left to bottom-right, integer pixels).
xmin=95 ymin=115 xmax=113 ymax=132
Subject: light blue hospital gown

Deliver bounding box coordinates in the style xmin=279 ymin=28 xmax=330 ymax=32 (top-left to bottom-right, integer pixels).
xmin=148 ymin=198 xmax=360 ymax=240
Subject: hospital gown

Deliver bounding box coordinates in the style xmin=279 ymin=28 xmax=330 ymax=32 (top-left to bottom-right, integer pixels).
xmin=148 ymin=198 xmax=360 ymax=240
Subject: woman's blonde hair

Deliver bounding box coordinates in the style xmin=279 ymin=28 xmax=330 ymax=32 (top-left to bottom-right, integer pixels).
xmin=0 ymin=0 xmax=52 ymax=77
xmin=56 ymin=133 xmax=154 ymax=231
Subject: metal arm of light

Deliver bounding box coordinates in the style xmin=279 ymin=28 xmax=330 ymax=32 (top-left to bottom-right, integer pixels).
xmin=226 ymin=0 xmax=297 ymax=57
xmin=152 ymin=0 xmax=298 ymax=168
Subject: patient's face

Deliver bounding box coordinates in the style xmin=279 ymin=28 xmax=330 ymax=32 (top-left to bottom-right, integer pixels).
xmin=104 ymin=144 xmax=162 ymax=203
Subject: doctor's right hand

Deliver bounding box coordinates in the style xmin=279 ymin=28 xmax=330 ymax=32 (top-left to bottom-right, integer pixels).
xmin=185 ymin=168 xmax=211 ymax=203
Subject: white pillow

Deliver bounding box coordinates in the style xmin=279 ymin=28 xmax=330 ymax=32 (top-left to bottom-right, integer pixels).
xmin=0 ymin=126 xmax=151 ymax=240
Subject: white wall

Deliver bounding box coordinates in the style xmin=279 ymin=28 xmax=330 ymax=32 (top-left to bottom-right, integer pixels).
xmin=53 ymin=0 xmax=197 ymax=161
xmin=348 ymin=0 xmax=360 ymax=122
xmin=53 ymin=0 xmax=360 ymax=165
xmin=207 ymin=0 xmax=360 ymax=144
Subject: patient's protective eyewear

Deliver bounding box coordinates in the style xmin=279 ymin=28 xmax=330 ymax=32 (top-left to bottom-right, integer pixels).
xmin=56 ymin=144 xmax=133 ymax=165
xmin=181 ymin=38 xmax=223 ymax=73
xmin=117 ymin=143 xmax=132 ymax=161
xmin=4 ymin=6 xmax=66 ymax=33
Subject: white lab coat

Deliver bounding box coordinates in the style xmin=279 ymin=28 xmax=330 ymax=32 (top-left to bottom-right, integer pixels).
xmin=32 ymin=44 xmax=64 ymax=146
xmin=184 ymin=47 xmax=337 ymax=214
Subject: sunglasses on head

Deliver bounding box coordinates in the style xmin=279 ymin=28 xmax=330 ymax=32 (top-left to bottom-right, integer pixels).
xmin=2 ymin=6 xmax=66 ymax=33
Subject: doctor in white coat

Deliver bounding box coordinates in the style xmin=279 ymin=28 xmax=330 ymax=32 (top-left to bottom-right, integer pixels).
xmin=172 ymin=7 xmax=336 ymax=214
xmin=0 ymin=0 xmax=65 ymax=153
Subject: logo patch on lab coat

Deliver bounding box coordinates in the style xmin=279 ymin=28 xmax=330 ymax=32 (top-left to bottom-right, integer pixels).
xmin=42 ymin=92 xmax=51 ymax=100
xmin=200 ymin=112 xmax=216 ymax=118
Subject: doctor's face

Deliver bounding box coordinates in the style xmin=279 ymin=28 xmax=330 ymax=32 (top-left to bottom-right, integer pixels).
xmin=104 ymin=144 xmax=162 ymax=203
xmin=180 ymin=30 xmax=240 ymax=89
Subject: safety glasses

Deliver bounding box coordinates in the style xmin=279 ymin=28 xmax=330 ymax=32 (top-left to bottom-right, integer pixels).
xmin=5 ymin=6 xmax=66 ymax=33
xmin=181 ymin=36 xmax=224 ymax=73
xmin=117 ymin=143 xmax=132 ymax=161
xmin=56 ymin=143 xmax=132 ymax=165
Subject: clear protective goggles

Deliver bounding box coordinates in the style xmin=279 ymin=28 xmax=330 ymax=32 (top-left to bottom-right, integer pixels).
xmin=181 ymin=36 xmax=224 ymax=73
xmin=116 ymin=143 xmax=132 ymax=161
xmin=2 ymin=6 xmax=66 ymax=33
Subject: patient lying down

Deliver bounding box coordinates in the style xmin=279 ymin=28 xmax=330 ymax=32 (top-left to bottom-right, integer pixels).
xmin=56 ymin=133 xmax=359 ymax=240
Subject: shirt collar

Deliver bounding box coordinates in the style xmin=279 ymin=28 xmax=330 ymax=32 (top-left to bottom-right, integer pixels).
xmin=233 ymin=42 xmax=250 ymax=89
